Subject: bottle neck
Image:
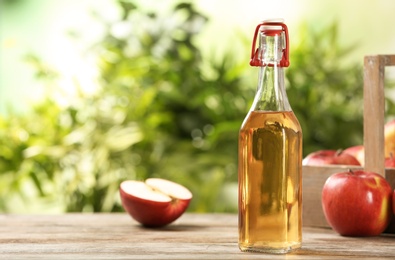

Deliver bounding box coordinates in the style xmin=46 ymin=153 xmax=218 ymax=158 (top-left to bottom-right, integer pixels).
xmin=250 ymin=33 xmax=291 ymax=112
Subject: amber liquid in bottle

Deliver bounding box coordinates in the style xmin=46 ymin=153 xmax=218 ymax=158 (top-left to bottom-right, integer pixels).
xmin=238 ymin=110 xmax=302 ymax=253
xmin=238 ymin=20 xmax=302 ymax=254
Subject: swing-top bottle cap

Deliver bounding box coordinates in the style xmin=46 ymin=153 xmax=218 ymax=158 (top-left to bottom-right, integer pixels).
xmin=260 ymin=18 xmax=284 ymax=31
xmin=250 ymin=18 xmax=290 ymax=67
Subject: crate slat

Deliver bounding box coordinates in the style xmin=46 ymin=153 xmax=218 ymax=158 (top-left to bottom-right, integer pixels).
xmin=363 ymin=55 xmax=395 ymax=176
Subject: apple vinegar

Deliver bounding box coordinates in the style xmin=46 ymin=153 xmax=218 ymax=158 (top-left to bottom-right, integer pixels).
xmin=238 ymin=20 xmax=303 ymax=254
xmin=238 ymin=111 xmax=302 ymax=253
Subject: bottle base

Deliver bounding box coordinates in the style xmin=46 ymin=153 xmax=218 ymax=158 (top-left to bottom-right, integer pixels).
xmin=239 ymin=242 xmax=301 ymax=254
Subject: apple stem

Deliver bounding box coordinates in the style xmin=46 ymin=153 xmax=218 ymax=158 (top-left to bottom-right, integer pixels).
xmin=348 ymin=169 xmax=354 ymax=175
xmin=335 ymin=149 xmax=343 ymax=156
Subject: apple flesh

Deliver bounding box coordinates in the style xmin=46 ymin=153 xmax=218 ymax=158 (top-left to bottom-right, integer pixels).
xmin=302 ymin=149 xmax=360 ymax=166
xmin=120 ymin=178 xmax=192 ymax=227
xmin=322 ymin=170 xmax=393 ymax=236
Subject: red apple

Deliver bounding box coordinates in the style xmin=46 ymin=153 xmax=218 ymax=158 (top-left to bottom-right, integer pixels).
xmin=385 ymin=153 xmax=395 ymax=168
xmin=120 ymin=178 xmax=192 ymax=227
xmin=385 ymin=119 xmax=395 ymax=158
xmin=322 ymin=170 xmax=393 ymax=236
xmin=302 ymin=149 xmax=360 ymax=166
xmin=343 ymin=145 xmax=365 ymax=166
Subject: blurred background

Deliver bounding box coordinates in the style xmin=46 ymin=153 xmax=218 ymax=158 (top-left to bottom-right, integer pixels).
xmin=1 ymin=0 xmax=395 ymax=213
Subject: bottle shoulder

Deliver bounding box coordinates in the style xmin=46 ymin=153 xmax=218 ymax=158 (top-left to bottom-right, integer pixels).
xmin=241 ymin=110 xmax=302 ymax=133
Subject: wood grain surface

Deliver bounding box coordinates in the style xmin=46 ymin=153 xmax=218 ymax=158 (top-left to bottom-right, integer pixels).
xmin=1 ymin=213 xmax=394 ymax=259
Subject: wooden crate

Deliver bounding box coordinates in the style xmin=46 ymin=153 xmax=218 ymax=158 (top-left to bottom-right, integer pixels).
xmin=302 ymin=55 xmax=395 ymax=233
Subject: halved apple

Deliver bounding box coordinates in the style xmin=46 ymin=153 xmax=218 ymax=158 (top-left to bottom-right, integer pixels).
xmin=120 ymin=178 xmax=192 ymax=227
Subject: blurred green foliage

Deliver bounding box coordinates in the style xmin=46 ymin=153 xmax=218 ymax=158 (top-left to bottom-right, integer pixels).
xmin=1 ymin=0 xmax=394 ymax=213
xmin=287 ymin=23 xmax=365 ymax=154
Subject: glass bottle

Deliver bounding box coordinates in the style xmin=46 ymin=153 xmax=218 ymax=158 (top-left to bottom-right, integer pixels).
xmin=238 ymin=19 xmax=303 ymax=254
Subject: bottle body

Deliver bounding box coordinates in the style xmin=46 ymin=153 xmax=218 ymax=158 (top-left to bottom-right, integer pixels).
xmin=238 ymin=20 xmax=302 ymax=254
xmin=238 ymin=110 xmax=302 ymax=253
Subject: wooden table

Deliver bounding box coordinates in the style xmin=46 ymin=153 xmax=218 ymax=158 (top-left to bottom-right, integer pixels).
xmin=1 ymin=213 xmax=394 ymax=259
